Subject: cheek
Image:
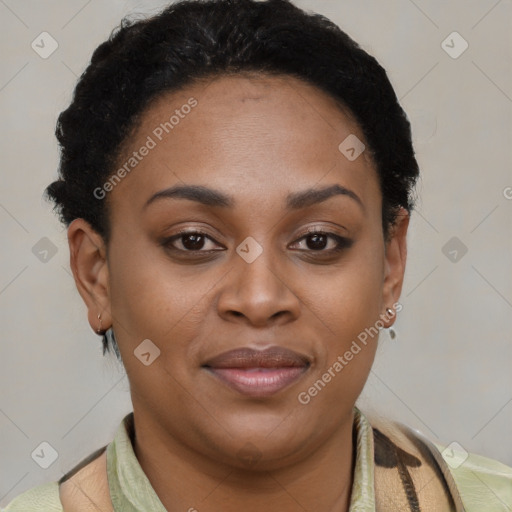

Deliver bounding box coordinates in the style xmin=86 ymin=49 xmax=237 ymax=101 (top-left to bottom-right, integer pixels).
xmin=325 ymin=238 xmax=385 ymax=332
xmin=108 ymin=239 xmax=220 ymax=363
xmin=107 ymin=253 xmax=201 ymax=401
xmin=310 ymin=240 xmax=384 ymax=397
xmin=107 ymin=239 xmax=181 ymax=342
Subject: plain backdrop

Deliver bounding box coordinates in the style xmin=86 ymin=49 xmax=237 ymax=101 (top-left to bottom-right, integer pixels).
xmin=1 ymin=0 xmax=511 ymax=505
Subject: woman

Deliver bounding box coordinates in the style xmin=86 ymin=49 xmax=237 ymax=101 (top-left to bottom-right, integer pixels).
xmin=3 ymin=0 xmax=511 ymax=510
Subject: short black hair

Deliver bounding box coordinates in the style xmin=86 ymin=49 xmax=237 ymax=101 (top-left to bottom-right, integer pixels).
xmin=44 ymin=0 xmax=419 ymax=359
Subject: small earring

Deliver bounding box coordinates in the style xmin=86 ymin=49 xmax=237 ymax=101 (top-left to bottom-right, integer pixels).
xmin=385 ymin=307 xmax=397 ymax=340
xmin=97 ymin=313 xmax=102 ymax=334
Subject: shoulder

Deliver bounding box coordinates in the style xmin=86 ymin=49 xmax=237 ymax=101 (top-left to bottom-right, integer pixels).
xmin=363 ymin=410 xmax=512 ymax=511
xmin=2 ymin=446 xmax=111 ymax=512
xmin=437 ymin=442 xmax=512 ymax=511
xmin=1 ymin=481 xmax=63 ymax=512
xmin=58 ymin=448 xmax=113 ymax=511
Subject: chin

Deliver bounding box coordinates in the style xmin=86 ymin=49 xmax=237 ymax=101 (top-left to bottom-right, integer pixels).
xmin=197 ymin=412 xmax=320 ymax=470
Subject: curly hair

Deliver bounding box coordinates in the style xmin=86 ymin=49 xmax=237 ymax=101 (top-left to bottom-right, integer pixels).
xmin=44 ymin=0 xmax=419 ymax=358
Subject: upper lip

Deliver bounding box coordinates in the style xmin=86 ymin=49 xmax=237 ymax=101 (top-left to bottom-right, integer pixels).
xmin=202 ymin=346 xmax=311 ymax=369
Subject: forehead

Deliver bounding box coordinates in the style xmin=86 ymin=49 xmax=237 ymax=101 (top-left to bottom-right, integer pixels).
xmin=107 ymin=73 xmax=379 ymax=217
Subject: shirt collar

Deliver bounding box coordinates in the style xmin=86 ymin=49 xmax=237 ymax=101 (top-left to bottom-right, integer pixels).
xmin=349 ymin=407 xmax=376 ymax=511
xmin=106 ymin=413 xmax=167 ymax=511
xmin=106 ymin=408 xmax=376 ymax=511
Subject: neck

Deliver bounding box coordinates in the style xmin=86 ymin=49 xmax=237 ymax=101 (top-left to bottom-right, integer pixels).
xmin=131 ymin=408 xmax=356 ymax=512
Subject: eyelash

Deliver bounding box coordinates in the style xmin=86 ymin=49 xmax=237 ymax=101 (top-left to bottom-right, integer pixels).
xmin=161 ymin=228 xmax=353 ymax=256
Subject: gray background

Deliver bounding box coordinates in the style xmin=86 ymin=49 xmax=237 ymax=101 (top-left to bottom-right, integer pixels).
xmin=1 ymin=0 xmax=511 ymax=505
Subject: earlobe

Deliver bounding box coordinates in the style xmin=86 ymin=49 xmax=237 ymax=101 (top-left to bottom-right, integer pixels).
xmin=67 ymin=218 xmax=112 ymax=333
xmin=382 ymin=208 xmax=409 ymax=327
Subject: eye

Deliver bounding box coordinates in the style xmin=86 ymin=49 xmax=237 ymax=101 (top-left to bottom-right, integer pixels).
xmin=162 ymin=230 xmax=224 ymax=252
xmin=290 ymin=229 xmax=353 ymax=253
xmin=161 ymin=228 xmax=353 ymax=257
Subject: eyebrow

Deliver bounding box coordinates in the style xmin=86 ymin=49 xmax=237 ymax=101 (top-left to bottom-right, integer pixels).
xmin=143 ymin=183 xmax=364 ymax=212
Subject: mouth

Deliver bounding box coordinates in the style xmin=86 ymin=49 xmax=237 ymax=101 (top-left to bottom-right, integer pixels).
xmin=202 ymin=346 xmax=311 ymax=398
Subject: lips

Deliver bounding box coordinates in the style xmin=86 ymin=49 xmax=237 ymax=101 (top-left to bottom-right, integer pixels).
xmin=202 ymin=347 xmax=311 ymax=398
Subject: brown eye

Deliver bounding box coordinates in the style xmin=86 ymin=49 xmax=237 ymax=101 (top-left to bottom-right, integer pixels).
xmin=291 ymin=230 xmax=353 ymax=253
xmin=162 ymin=231 xmax=223 ymax=253
xmin=305 ymin=233 xmax=328 ymax=250
xmin=181 ymin=233 xmax=206 ymax=250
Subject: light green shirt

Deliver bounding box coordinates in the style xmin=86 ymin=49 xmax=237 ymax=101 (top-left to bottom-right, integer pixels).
xmin=3 ymin=409 xmax=511 ymax=511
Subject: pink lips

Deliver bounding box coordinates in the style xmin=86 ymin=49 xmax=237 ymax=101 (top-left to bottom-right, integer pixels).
xmin=202 ymin=347 xmax=310 ymax=398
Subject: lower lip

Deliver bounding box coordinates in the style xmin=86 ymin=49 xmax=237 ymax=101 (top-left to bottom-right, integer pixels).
xmin=205 ymin=367 xmax=308 ymax=398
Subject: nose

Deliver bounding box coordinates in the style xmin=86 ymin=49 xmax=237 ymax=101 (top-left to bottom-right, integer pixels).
xmin=216 ymin=244 xmax=301 ymax=328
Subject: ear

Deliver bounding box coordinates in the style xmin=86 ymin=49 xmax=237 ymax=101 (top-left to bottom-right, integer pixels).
xmin=67 ymin=218 xmax=112 ymax=334
xmin=381 ymin=207 xmax=409 ymax=327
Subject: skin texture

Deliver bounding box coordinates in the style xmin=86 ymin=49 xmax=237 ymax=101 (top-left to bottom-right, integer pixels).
xmin=67 ymin=73 xmax=409 ymax=512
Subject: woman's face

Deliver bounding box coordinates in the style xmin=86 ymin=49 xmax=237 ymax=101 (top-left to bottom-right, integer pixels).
xmin=70 ymin=73 xmax=408 ymax=469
